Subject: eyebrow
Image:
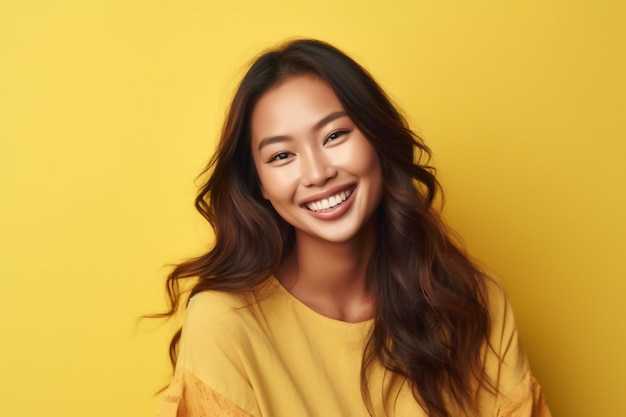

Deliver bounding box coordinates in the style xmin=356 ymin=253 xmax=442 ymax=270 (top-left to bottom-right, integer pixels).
xmin=257 ymin=111 xmax=348 ymax=151
xmin=313 ymin=111 xmax=348 ymax=133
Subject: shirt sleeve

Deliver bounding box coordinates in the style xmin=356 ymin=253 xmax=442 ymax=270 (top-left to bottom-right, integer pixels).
xmin=156 ymin=291 xmax=262 ymax=417
xmin=485 ymin=280 xmax=552 ymax=417
xmin=495 ymin=369 xmax=551 ymax=417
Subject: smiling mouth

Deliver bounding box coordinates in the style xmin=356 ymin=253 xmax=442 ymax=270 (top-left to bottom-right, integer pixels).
xmin=304 ymin=189 xmax=354 ymax=212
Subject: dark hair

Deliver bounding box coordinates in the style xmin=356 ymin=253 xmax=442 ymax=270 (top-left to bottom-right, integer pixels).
xmin=158 ymin=38 xmax=493 ymax=417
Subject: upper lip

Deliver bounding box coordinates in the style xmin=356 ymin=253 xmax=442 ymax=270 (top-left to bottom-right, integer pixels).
xmin=299 ymin=184 xmax=356 ymax=206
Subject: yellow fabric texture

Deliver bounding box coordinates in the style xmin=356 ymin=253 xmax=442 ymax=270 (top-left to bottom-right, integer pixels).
xmin=157 ymin=277 xmax=551 ymax=417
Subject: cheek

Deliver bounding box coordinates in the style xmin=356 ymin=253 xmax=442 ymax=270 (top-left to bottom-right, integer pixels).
xmin=355 ymin=144 xmax=384 ymax=199
xmin=257 ymin=168 xmax=294 ymax=202
xmin=257 ymin=172 xmax=272 ymax=200
xmin=330 ymin=139 xmax=372 ymax=170
xmin=365 ymin=152 xmax=382 ymax=176
xmin=346 ymin=140 xmax=382 ymax=176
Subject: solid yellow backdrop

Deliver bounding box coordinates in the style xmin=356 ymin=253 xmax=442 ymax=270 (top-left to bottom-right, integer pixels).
xmin=1 ymin=1 xmax=624 ymax=416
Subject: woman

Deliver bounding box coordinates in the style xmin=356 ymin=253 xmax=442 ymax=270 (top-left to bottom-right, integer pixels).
xmin=157 ymin=39 xmax=551 ymax=417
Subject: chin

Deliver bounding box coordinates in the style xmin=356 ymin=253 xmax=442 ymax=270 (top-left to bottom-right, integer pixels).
xmin=307 ymin=223 xmax=371 ymax=244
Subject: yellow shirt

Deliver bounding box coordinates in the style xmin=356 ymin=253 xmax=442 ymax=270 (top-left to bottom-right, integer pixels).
xmin=157 ymin=277 xmax=551 ymax=417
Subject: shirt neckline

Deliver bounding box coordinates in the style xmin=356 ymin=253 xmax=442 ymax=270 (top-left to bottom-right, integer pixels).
xmin=268 ymin=274 xmax=375 ymax=328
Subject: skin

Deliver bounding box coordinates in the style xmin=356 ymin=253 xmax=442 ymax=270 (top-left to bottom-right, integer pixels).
xmin=250 ymin=75 xmax=383 ymax=322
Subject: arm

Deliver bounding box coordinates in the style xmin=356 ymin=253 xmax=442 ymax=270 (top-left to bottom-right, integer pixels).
xmin=157 ymin=292 xmax=261 ymax=417
xmin=485 ymin=281 xmax=552 ymax=417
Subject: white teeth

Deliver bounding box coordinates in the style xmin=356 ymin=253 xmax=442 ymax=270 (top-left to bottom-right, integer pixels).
xmin=305 ymin=190 xmax=352 ymax=212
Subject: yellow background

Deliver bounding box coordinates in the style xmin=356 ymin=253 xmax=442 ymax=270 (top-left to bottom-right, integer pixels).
xmin=1 ymin=1 xmax=624 ymax=416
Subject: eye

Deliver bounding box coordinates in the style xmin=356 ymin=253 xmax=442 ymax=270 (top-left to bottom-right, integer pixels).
xmin=268 ymin=152 xmax=292 ymax=163
xmin=325 ymin=129 xmax=350 ymax=144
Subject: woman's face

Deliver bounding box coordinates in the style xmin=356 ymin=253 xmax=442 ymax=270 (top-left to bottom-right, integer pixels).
xmin=250 ymin=75 xmax=383 ymax=243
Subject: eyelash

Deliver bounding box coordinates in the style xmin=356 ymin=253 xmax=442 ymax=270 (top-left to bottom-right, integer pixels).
xmin=268 ymin=152 xmax=292 ymax=162
xmin=266 ymin=130 xmax=351 ymax=163
xmin=325 ymin=129 xmax=350 ymax=144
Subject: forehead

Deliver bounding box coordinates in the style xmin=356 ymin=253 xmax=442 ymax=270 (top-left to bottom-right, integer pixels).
xmin=250 ymin=75 xmax=345 ymax=142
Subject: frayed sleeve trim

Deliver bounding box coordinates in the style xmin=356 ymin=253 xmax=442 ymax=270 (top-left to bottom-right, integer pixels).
xmin=157 ymin=370 xmax=258 ymax=417
xmin=496 ymin=370 xmax=552 ymax=417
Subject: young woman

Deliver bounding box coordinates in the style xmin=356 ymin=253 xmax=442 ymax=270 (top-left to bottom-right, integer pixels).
xmin=156 ymin=39 xmax=551 ymax=417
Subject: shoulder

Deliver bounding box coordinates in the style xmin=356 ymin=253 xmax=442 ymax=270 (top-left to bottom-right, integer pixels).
xmin=186 ymin=290 xmax=250 ymax=319
xmin=182 ymin=290 xmax=256 ymax=344
xmin=180 ymin=280 xmax=284 ymax=351
xmin=483 ymin=277 xmax=511 ymax=327
xmin=483 ymin=277 xmax=524 ymax=355
xmin=480 ymin=276 xmax=532 ymax=396
xmin=480 ymin=277 xmax=553 ymax=415
xmin=167 ymin=290 xmax=265 ymax=417
xmin=176 ymin=290 xmax=258 ymax=378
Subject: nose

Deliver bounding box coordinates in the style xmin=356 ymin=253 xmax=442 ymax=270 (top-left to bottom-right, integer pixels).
xmin=300 ymin=149 xmax=338 ymax=187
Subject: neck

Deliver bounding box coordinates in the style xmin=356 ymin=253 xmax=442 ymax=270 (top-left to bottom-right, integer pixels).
xmin=277 ymin=218 xmax=377 ymax=322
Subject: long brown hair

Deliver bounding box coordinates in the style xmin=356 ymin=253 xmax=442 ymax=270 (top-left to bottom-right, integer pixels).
xmin=158 ymin=39 xmax=493 ymax=417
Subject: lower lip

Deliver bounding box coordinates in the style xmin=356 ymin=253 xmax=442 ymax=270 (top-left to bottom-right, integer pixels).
xmin=302 ymin=189 xmax=356 ymax=221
